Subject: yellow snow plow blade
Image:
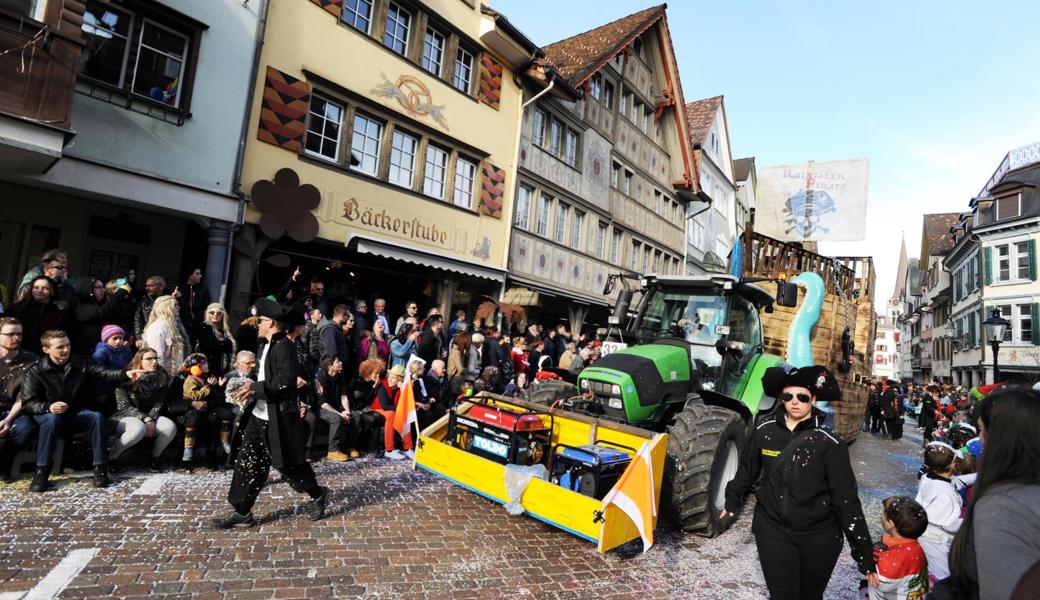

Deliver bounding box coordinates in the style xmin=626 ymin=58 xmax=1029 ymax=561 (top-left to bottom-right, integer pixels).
xmin=413 ymin=394 xmax=667 ymax=553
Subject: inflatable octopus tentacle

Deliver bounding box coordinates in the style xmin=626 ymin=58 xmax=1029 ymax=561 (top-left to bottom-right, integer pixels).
xmin=786 ymin=272 xmax=827 ymax=406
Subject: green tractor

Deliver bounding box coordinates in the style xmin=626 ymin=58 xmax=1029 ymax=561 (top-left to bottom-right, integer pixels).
xmin=535 ymin=273 xmax=799 ymax=537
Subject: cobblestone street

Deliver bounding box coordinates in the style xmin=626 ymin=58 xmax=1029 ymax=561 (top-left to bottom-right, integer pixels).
xmin=0 ymin=422 xmax=923 ymax=599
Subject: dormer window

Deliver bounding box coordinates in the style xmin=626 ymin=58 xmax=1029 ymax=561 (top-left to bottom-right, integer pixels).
xmin=996 ymin=193 xmax=1021 ymax=220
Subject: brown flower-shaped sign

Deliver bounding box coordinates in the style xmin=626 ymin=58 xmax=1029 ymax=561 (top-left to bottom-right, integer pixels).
xmin=250 ymin=168 xmax=320 ymax=242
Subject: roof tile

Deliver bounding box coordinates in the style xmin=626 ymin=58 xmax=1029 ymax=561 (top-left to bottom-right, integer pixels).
xmin=684 ymin=96 xmax=723 ymax=146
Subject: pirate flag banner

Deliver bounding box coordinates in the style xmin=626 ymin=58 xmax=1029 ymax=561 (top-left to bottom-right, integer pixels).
xmin=756 ymin=159 xmax=869 ymax=241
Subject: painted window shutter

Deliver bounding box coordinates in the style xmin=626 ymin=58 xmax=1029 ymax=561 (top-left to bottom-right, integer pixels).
xmin=257 ymin=67 xmax=312 ymax=153
xmin=1032 ymin=304 xmax=1040 ymax=344
xmin=1029 ymin=239 xmax=1037 ymax=280
xmin=477 ymin=54 xmax=503 ymax=110
xmin=982 ymin=247 xmax=993 ymax=285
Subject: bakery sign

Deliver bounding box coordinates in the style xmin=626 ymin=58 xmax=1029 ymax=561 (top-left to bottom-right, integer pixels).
xmin=325 ymin=194 xmax=469 ymax=257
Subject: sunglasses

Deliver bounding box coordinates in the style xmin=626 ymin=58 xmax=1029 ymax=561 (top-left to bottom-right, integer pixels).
xmin=208 ymin=311 xmax=224 ymax=315
xmin=781 ymin=392 xmax=813 ymax=404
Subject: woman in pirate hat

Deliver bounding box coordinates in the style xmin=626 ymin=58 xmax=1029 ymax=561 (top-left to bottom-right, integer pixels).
xmin=721 ymin=365 xmax=877 ymax=599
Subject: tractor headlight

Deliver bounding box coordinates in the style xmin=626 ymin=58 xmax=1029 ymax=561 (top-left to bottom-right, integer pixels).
xmin=580 ymin=379 xmax=590 ymax=389
xmin=608 ymin=397 xmax=623 ymax=410
xmin=611 ymin=384 xmax=622 ymax=395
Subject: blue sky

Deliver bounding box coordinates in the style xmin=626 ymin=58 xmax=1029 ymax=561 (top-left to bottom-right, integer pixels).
xmin=491 ymin=0 xmax=1040 ymax=300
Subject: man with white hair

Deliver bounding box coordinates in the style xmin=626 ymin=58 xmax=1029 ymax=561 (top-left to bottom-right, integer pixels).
xmin=224 ymin=351 xmax=256 ymax=381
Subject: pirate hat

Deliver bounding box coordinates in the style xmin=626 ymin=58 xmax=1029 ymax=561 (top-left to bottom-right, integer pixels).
xmin=255 ymin=298 xmax=288 ymax=322
xmin=762 ymin=365 xmax=842 ymax=403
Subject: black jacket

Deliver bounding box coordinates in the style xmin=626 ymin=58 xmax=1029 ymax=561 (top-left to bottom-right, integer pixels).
xmin=314 ymin=370 xmax=345 ymax=412
xmin=0 ymin=350 xmax=39 ymax=418
xmin=194 ymin=325 xmax=235 ymax=376
xmin=134 ymin=293 xmax=160 ymax=339
xmin=111 ymin=372 xmax=171 ymax=421
xmin=229 ymin=332 xmax=307 ymax=469
xmin=417 ymin=328 xmax=443 ymax=366
xmin=20 ymin=356 xmax=128 ymax=415
xmin=725 ymin=406 xmax=875 ymax=574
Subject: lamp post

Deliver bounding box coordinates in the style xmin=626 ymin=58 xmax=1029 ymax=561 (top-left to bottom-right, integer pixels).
xmin=982 ymin=307 xmax=1011 ymax=384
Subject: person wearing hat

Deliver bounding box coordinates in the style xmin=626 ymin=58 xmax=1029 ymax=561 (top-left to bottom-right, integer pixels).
xmin=212 ymin=298 xmax=331 ymax=528
xmin=722 ymin=365 xmax=877 ymax=599
xmin=372 ymin=363 xmax=414 ymax=461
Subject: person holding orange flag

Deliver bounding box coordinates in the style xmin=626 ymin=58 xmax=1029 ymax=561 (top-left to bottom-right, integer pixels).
xmin=372 ymin=364 xmax=413 ymax=461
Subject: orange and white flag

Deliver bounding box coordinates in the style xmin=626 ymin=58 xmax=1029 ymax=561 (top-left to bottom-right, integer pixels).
xmin=393 ymin=366 xmax=418 ymax=438
xmin=602 ymin=442 xmax=657 ymax=553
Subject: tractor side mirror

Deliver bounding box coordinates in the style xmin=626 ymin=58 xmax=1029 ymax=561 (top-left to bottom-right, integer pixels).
xmin=776 ymin=281 xmax=799 ymax=307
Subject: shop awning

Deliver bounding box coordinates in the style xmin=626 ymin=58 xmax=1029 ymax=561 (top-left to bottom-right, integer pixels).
xmin=354 ymin=238 xmax=506 ymax=282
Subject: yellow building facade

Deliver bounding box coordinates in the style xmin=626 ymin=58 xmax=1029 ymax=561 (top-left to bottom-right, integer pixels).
xmin=235 ymin=0 xmax=536 ymax=314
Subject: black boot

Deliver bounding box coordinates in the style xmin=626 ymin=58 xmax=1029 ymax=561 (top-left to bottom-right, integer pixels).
xmin=149 ymin=457 xmax=163 ymax=473
xmin=93 ymin=464 xmax=110 ymax=488
xmin=305 ymin=486 xmax=332 ymax=521
xmin=210 ymin=511 xmax=255 ymax=529
xmin=30 ymin=466 xmax=50 ymax=493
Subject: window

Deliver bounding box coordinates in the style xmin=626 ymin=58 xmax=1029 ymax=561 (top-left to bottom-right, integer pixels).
xmin=555 ymin=203 xmax=570 ymax=244
xmin=715 ymin=184 xmax=726 ymax=216
xmin=994 ymin=242 xmax=1031 ymax=282
xmin=422 ymin=145 xmax=448 ymax=199
xmin=388 ymin=130 xmax=417 ymax=188
xmin=383 ymin=3 xmax=410 ymax=55
xmin=571 ymin=210 xmax=585 ymax=248
xmin=630 ymin=240 xmax=640 ymax=271
xmin=997 ymin=195 xmax=1021 ymax=221
xmin=623 ymin=170 xmax=633 ymax=196
xmin=514 ymin=185 xmax=532 ymax=229
xmin=422 ymin=27 xmax=445 ymax=76
xmin=350 ymin=113 xmax=383 ymax=175
xmin=564 ymin=129 xmax=578 ymax=166
xmin=633 ymin=38 xmax=643 ymax=59
xmin=80 ymin=2 xmax=196 ymax=110
xmin=1017 ymin=241 xmax=1030 ymax=279
xmin=589 ymin=74 xmax=601 ymax=100
xmin=688 ymin=219 xmax=705 ymax=248
xmin=305 ymin=95 xmax=344 ymax=161
xmin=710 ymin=129 xmax=719 ymax=155
xmin=620 ymin=92 xmax=630 ymax=119
xmin=642 ymin=109 xmax=650 ymax=133
xmin=549 ymin=119 xmax=562 ymax=156
xmin=643 ymin=245 xmax=651 ymax=273
xmin=611 ymin=161 xmax=620 ymax=188
xmin=596 ymin=222 xmax=608 ymax=258
xmin=1020 ymin=303 xmax=1034 ymax=343
xmin=653 ymin=189 xmax=662 ymax=214
xmin=536 ymin=194 xmax=551 ymax=236
xmin=454 ymin=47 xmax=473 ymax=93
xmin=343 ymin=0 xmax=373 ymax=33
xmin=603 ymin=81 xmax=615 ymax=111
xmin=632 ymin=100 xmax=642 ymax=125
xmin=610 ymin=230 xmax=621 ymax=263
xmin=532 ymin=109 xmax=546 ymax=146
xmin=453 ymin=156 xmax=476 ymax=208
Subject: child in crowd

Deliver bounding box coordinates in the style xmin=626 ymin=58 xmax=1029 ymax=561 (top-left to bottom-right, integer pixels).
xmin=866 ymin=496 xmax=929 ymax=600
xmin=915 ymin=442 xmax=962 ymax=584
xmin=181 ymin=353 xmax=231 ymax=469
xmin=93 ymin=325 xmax=132 ymax=401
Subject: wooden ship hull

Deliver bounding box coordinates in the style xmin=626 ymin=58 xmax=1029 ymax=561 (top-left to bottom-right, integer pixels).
xmin=740 ymin=231 xmax=877 ymax=441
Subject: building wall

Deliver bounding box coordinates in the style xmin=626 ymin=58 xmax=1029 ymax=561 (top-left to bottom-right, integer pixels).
xmin=67 ymin=0 xmax=260 ymax=202
xmin=239 ymin=0 xmax=524 ymax=272
xmin=977 ymin=226 xmax=1040 ymax=378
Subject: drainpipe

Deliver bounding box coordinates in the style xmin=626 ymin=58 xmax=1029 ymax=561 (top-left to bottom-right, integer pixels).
xmin=222 ymin=0 xmax=271 ymax=308
xmin=521 ymin=76 xmax=555 ymax=110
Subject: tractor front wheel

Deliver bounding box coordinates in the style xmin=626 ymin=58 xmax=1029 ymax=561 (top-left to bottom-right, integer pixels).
xmin=664 ymin=402 xmax=746 ymax=537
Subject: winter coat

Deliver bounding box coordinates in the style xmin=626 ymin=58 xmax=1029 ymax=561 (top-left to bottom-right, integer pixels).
xmin=134 ymin=293 xmax=161 ymax=339
xmin=447 ymin=345 xmax=466 ymax=380
xmin=417 ymin=328 xmax=443 ymax=366
xmin=111 ymin=371 xmax=170 ymax=421
xmin=177 ymin=282 xmax=210 ymax=335
xmin=963 ymin=483 xmax=1040 ymax=600
xmin=725 ymin=405 xmax=875 ymax=575
xmin=360 ymin=335 xmax=390 ymax=364
xmin=142 ymin=320 xmax=186 ymax=377
xmin=464 ymin=346 xmax=481 ymax=382
xmin=194 ymin=324 xmax=235 ymax=376
xmin=317 ymin=318 xmax=350 ymax=366
xmin=558 ymin=350 xmax=575 ymax=371
xmin=373 ymin=378 xmax=398 ymax=411
xmin=234 ymin=318 xmax=260 ymax=355
xmin=347 ymin=376 xmax=378 ymax=412
xmin=9 ymin=299 xmax=67 ymax=355
xmin=228 ymin=332 xmax=307 ymax=469
xmin=73 ymin=290 xmax=130 ymax=355
xmin=183 ymin=376 xmax=213 ymax=403
xmin=0 ymin=350 xmax=38 ymax=418
xmin=390 ymin=336 xmax=417 ymax=369
xmin=20 ymin=356 xmax=128 ymax=414
xmin=915 ymin=472 xmax=962 ymax=579
xmin=92 ymin=342 xmax=132 ymax=371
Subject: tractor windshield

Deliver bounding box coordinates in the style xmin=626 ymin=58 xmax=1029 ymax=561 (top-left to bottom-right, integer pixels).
xmin=635 ymin=290 xmax=728 ymax=347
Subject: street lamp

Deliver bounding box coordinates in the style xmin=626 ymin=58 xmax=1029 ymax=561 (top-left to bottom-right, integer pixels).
xmin=983 ymin=307 xmax=1011 ymax=383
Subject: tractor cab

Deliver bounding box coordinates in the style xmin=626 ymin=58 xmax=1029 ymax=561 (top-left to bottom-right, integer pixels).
xmin=600 ymin=274 xmax=782 ymax=403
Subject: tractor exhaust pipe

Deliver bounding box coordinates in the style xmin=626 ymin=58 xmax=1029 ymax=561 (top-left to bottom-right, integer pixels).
xmin=610 ymin=289 xmax=634 ymax=326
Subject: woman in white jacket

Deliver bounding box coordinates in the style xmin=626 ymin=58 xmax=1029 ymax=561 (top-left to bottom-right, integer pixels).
xmin=142 ymin=295 xmax=188 ymax=376
xmin=915 ymin=442 xmax=962 ymax=582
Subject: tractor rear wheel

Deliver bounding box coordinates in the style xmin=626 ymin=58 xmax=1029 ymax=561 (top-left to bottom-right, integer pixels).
xmin=664 ymin=402 xmax=746 ymax=537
